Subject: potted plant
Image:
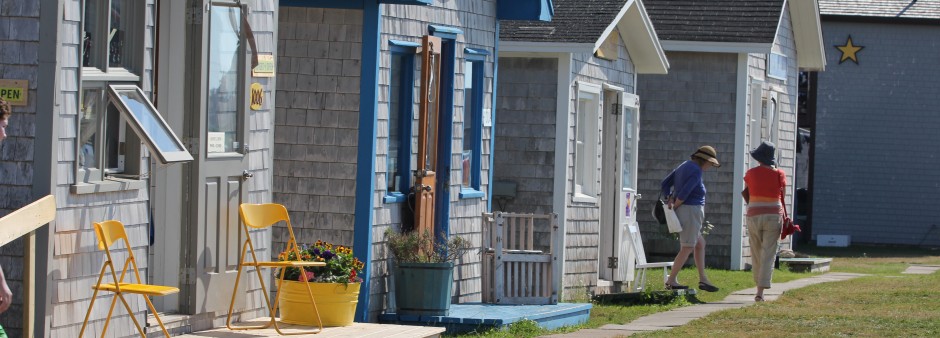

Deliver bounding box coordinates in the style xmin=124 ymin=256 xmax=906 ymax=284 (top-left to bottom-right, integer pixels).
xmin=276 ymin=240 xmax=364 ymax=327
xmin=385 ymin=229 xmax=472 ymax=316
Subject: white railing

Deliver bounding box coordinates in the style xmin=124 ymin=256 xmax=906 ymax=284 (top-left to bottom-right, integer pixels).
xmin=481 ymin=211 xmax=559 ymax=305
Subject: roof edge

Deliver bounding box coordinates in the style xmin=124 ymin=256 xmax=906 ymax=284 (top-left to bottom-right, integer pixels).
xmin=601 ymin=0 xmax=669 ymax=74
xmin=500 ymin=41 xmax=595 ymax=54
xmin=660 ymin=40 xmax=772 ymax=54
xmin=789 ymin=0 xmax=827 ymax=71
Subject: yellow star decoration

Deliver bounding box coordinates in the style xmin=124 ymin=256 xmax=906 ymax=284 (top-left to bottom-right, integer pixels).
xmin=835 ymin=36 xmax=864 ymax=64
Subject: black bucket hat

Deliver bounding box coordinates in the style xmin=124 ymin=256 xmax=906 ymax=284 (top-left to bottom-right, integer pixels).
xmin=750 ymin=141 xmax=776 ymax=166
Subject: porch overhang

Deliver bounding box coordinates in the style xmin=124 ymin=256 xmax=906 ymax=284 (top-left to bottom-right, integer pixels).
xmin=498 ymin=0 xmax=554 ymax=21
xmin=789 ymin=0 xmax=827 ymax=71
xmin=595 ymin=0 xmax=669 ymax=74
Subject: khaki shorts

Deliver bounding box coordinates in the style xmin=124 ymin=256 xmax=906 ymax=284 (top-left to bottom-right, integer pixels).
xmin=676 ymin=204 xmax=704 ymax=247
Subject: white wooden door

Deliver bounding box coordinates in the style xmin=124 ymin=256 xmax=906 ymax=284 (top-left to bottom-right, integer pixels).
xmin=615 ymin=93 xmax=640 ymax=282
xmin=182 ymin=0 xmax=250 ymax=314
xmin=600 ymin=91 xmax=641 ymax=282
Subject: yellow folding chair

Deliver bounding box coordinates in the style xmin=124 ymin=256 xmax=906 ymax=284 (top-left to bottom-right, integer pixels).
xmin=79 ymin=220 xmax=179 ymax=337
xmin=226 ymin=203 xmax=325 ymax=335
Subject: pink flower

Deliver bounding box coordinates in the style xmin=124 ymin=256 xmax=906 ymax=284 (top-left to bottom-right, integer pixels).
xmin=299 ymin=270 xmax=315 ymax=282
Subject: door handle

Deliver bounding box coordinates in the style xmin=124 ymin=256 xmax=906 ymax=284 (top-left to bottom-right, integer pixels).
xmin=242 ymin=170 xmax=253 ymax=180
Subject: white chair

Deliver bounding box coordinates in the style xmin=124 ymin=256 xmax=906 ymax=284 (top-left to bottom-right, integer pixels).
xmin=628 ymin=224 xmax=674 ymax=292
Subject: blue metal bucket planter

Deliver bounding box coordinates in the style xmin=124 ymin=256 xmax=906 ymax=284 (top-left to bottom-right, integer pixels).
xmin=394 ymin=262 xmax=454 ymax=316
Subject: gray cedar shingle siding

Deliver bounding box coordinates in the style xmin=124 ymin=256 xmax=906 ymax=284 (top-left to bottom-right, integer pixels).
xmin=636 ymin=51 xmax=738 ymax=268
xmin=642 ymin=0 xmax=784 ymax=43
xmin=813 ymin=21 xmax=940 ymax=246
xmin=0 ymin=2 xmax=40 ymax=336
xmin=493 ymin=57 xmax=557 ymax=215
xmin=819 ymin=0 xmax=940 ymax=20
xmin=274 ymin=7 xmax=362 ymax=252
xmin=500 ymin=0 xmax=627 ymax=43
xmin=368 ymin=1 xmax=498 ymax=320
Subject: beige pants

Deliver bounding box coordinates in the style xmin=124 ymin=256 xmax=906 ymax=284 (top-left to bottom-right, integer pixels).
xmin=747 ymin=214 xmax=782 ymax=288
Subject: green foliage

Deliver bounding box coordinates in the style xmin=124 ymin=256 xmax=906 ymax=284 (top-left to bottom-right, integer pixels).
xmin=275 ymin=240 xmax=364 ymax=284
xmin=385 ymin=228 xmax=472 ymax=263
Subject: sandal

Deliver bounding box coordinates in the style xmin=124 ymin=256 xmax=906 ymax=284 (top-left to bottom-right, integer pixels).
xmin=754 ymin=295 xmax=764 ymax=302
xmin=665 ymin=283 xmax=688 ymax=290
xmin=698 ymin=282 xmax=719 ymax=292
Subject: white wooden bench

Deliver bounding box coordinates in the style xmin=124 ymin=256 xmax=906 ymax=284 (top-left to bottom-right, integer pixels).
xmin=482 ymin=212 xmax=559 ymax=305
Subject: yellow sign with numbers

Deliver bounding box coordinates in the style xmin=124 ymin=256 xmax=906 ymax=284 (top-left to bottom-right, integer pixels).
xmin=250 ymin=83 xmax=264 ymax=110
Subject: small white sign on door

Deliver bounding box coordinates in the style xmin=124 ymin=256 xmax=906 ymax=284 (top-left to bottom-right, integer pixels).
xmin=207 ymin=132 xmax=226 ymax=153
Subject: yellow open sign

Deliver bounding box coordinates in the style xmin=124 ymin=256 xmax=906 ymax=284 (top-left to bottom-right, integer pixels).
xmin=0 ymin=79 xmax=28 ymax=106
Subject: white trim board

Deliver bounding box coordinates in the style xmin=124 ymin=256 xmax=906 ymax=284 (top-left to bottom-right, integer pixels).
xmin=731 ymin=53 xmax=749 ymax=271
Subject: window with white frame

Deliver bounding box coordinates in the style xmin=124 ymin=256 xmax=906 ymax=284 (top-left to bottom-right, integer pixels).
xmin=574 ymin=82 xmax=601 ymax=200
xmin=78 ymin=0 xmax=189 ymax=186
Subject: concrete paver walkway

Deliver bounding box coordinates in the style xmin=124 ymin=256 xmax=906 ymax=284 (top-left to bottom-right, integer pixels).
xmin=902 ymin=264 xmax=940 ymax=274
xmin=542 ymin=272 xmax=868 ymax=338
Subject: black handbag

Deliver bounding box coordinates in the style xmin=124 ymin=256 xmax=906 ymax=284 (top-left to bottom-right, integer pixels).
xmin=652 ymin=196 xmax=667 ymax=225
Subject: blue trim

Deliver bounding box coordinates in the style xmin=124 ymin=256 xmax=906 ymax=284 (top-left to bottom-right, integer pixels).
xmin=429 ymin=25 xmax=463 ymax=40
xmin=496 ymin=0 xmax=554 ymax=21
xmin=461 ymin=58 xmax=484 ymax=192
xmin=464 ymin=47 xmax=491 ymax=56
xmin=279 ymin=0 xmax=364 ymax=9
xmin=434 ymin=38 xmax=456 ymax=240
xmin=354 ymin=1 xmax=380 ymax=323
xmin=487 ymin=21 xmax=500 ymax=212
xmin=459 ymin=188 xmax=486 ymax=199
xmin=389 ymin=39 xmax=421 ymax=50
xmin=385 ymin=48 xmax=416 ymax=201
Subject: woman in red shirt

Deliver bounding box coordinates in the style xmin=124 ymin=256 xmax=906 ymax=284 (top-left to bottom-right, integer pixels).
xmin=742 ymin=141 xmax=786 ymax=302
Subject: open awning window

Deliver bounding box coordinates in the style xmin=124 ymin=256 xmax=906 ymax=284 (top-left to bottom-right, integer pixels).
xmin=106 ymin=85 xmax=193 ymax=164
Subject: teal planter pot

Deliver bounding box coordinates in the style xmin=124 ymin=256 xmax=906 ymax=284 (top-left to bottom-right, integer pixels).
xmin=394 ymin=262 xmax=454 ymax=316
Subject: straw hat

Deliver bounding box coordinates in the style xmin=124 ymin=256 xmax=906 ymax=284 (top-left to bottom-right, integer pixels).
xmin=692 ymin=145 xmax=721 ymax=167
xmin=750 ymin=141 xmax=776 ymax=166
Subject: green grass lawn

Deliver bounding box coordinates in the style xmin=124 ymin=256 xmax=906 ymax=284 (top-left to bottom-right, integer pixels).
xmin=635 ymin=244 xmax=940 ymax=337
xmin=454 ymin=244 xmax=940 ymax=338
xmin=452 ymin=267 xmax=812 ymax=337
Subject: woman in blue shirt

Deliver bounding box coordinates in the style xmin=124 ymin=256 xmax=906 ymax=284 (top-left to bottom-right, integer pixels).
xmin=660 ymin=145 xmax=720 ymax=292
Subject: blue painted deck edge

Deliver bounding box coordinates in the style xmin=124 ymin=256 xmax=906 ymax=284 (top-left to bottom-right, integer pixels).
xmin=379 ymin=303 xmax=592 ymax=333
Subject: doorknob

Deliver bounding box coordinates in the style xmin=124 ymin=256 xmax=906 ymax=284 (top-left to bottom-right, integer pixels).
xmin=242 ymin=170 xmax=254 ymax=180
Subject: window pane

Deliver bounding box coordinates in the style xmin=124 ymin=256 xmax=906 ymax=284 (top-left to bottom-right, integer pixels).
xmin=388 ymin=53 xmax=403 ymax=192
xmin=105 ymin=102 xmax=123 ymax=170
xmin=112 ymin=88 xmax=184 ymax=153
xmin=462 ymin=61 xmax=474 ymax=188
xmin=82 ymin=0 xmax=103 ymax=67
xmin=79 ymin=89 xmax=101 ymax=169
xmin=108 ymin=0 xmax=132 ymax=68
xmin=207 ymin=5 xmax=242 ymax=154
xmin=575 ymin=91 xmax=597 ymax=191
xmin=622 ymin=107 xmax=636 ymax=189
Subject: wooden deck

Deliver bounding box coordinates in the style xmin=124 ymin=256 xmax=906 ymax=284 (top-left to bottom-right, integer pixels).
xmin=174 ymin=319 xmax=444 ymax=338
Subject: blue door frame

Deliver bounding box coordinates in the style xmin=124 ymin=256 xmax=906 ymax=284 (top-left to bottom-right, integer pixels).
xmin=428 ymin=25 xmax=461 ymax=242
xmin=277 ymin=0 xmax=385 ymax=322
